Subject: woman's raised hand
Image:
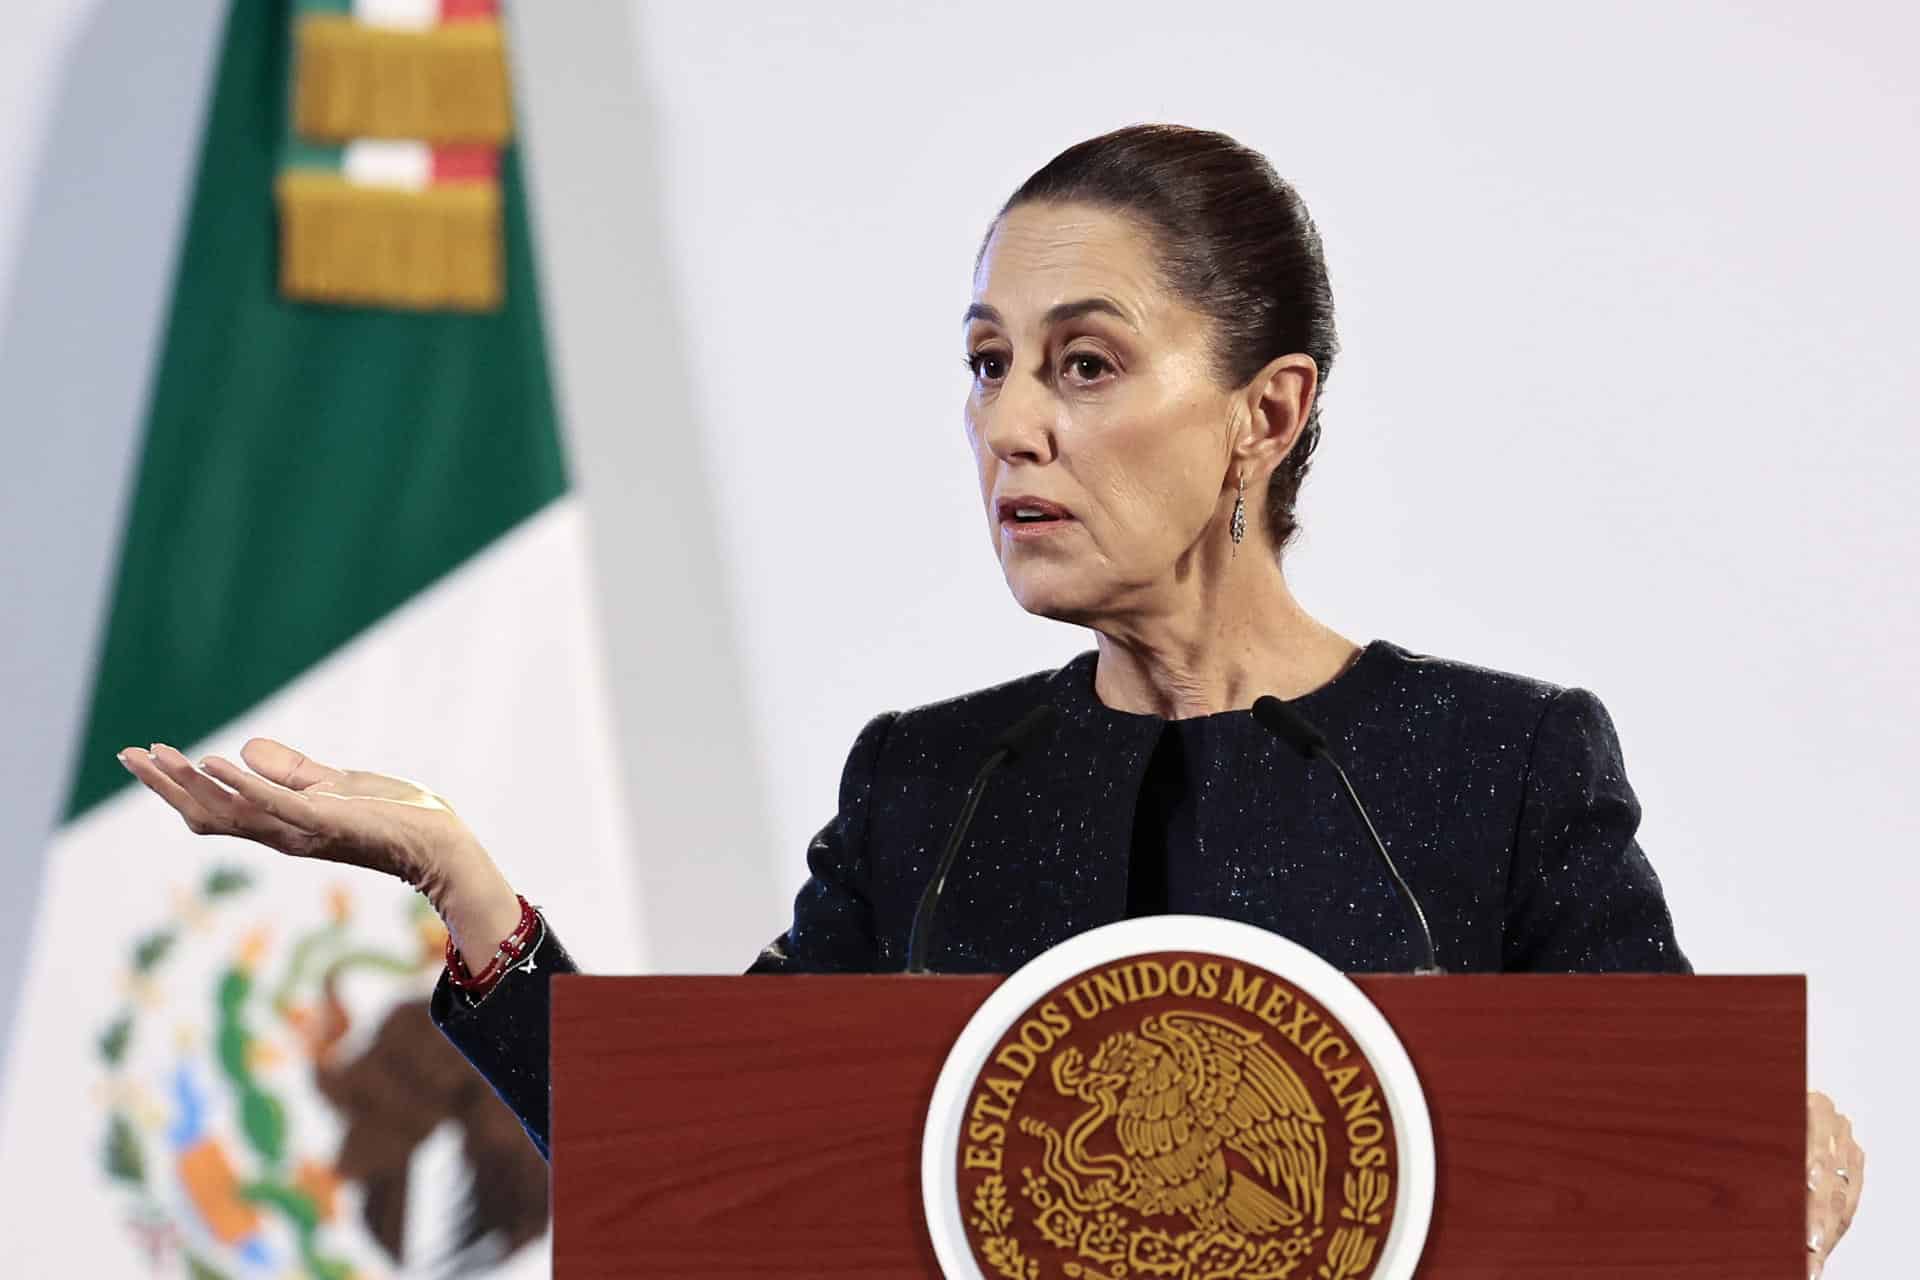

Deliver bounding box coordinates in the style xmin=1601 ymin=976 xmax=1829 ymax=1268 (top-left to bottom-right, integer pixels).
xmin=118 ymin=737 xmax=523 ymax=966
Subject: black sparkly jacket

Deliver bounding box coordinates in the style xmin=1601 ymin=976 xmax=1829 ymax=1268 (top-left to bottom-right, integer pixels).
xmin=430 ymin=638 xmax=1691 ymax=1158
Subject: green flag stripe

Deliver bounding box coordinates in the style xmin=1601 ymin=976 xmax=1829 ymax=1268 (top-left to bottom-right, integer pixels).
xmin=282 ymin=138 xmax=344 ymax=170
xmin=64 ymin=0 xmax=566 ymax=821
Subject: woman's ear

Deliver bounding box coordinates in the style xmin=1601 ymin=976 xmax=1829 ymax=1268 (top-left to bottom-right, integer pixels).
xmin=1236 ymin=353 xmax=1320 ymax=474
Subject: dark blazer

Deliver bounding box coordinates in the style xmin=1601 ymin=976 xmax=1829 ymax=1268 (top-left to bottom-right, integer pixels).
xmin=431 ymin=638 xmax=1691 ymax=1157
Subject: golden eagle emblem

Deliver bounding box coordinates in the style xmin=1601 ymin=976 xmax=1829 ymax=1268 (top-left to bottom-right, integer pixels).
xmin=1027 ymin=1010 xmax=1329 ymax=1235
xmin=955 ymin=954 xmax=1399 ymax=1280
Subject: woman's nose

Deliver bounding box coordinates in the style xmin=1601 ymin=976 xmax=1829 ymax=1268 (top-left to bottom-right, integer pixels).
xmin=980 ymin=380 xmax=1056 ymax=465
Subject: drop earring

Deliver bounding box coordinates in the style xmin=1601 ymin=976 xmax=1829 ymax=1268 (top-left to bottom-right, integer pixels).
xmin=1229 ymin=471 xmax=1247 ymax=554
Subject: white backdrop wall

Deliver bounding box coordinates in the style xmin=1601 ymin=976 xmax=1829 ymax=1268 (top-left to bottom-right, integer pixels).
xmin=1 ymin=1 xmax=1912 ymax=1270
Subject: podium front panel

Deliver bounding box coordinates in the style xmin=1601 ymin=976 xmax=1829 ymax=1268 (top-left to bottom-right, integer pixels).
xmin=552 ymin=973 xmax=1802 ymax=1277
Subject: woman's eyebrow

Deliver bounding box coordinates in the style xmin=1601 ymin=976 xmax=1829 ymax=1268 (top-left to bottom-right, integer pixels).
xmin=962 ymin=302 xmax=1004 ymax=329
xmin=961 ymin=297 xmax=1138 ymax=330
xmin=1044 ymin=297 xmax=1138 ymax=330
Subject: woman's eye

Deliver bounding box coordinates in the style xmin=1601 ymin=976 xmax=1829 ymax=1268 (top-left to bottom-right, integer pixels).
xmin=966 ymin=351 xmax=1008 ymax=382
xmin=1064 ymin=352 xmax=1113 ymax=383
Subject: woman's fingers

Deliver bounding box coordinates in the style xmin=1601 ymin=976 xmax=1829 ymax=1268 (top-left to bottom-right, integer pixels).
xmin=150 ymin=744 xmax=240 ymax=820
xmin=119 ymin=748 xmax=215 ymax=833
xmin=239 ymin=736 xmax=344 ymax=791
xmin=1803 ymin=1090 xmax=1866 ymax=1277
xmin=1836 ymin=1120 xmax=1864 ymax=1231
xmin=201 ymin=754 xmax=322 ymax=832
xmin=123 ymin=745 xmax=311 ymax=852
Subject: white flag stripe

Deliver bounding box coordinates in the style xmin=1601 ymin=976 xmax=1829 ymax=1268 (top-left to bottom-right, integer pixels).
xmin=343 ymin=139 xmax=434 ymax=191
xmin=353 ymin=0 xmax=439 ymax=33
xmin=0 ymin=497 xmax=638 ymax=1277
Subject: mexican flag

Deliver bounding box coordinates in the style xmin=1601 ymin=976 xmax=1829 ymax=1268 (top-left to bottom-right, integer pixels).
xmin=0 ymin=1 xmax=640 ymax=1276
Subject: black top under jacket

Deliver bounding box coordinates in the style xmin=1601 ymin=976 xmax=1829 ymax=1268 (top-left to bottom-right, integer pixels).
xmin=430 ymin=637 xmax=1692 ymax=1158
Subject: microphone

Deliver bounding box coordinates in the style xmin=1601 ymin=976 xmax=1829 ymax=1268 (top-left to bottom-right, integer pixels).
xmin=1252 ymin=695 xmax=1446 ymax=975
xmin=905 ymin=704 xmax=1058 ymax=974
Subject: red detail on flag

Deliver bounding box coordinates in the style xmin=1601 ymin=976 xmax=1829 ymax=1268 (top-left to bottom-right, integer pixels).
xmin=440 ymin=0 xmax=499 ymax=20
xmin=432 ymin=145 xmax=500 ymax=184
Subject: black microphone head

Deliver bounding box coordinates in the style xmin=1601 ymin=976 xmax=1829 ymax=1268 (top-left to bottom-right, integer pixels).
xmin=993 ymin=704 xmax=1058 ymax=758
xmin=1251 ymin=695 xmax=1327 ymax=760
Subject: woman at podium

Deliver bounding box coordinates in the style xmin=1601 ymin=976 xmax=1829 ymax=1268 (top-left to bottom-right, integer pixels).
xmin=119 ymin=124 xmax=1863 ymax=1268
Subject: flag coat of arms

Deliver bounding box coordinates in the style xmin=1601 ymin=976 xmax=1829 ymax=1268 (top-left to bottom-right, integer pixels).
xmin=0 ymin=1 xmax=641 ymax=1275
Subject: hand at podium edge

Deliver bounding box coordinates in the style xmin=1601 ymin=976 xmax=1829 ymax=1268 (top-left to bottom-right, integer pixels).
xmin=1806 ymin=1088 xmax=1864 ymax=1277
xmin=117 ymin=737 xmax=525 ymax=972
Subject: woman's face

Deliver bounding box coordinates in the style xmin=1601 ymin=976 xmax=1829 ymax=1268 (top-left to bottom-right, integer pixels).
xmin=963 ymin=201 xmax=1248 ymax=627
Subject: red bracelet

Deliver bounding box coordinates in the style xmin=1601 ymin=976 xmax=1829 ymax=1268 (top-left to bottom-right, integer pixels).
xmin=444 ymin=894 xmax=539 ymax=994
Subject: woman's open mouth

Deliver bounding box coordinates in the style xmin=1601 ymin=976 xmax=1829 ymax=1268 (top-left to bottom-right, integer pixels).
xmin=997 ymin=497 xmax=1076 ymax=540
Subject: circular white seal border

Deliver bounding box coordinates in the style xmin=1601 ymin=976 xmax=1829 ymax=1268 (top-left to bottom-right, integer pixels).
xmin=921 ymin=915 xmax=1436 ymax=1279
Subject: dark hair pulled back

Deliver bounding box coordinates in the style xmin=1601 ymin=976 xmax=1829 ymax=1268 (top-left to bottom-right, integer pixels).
xmin=993 ymin=124 xmax=1339 ymax=557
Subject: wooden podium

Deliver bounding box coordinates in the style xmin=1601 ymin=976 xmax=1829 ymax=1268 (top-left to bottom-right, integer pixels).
xmin=551 ymin=974 xmax=1803 ymax=1277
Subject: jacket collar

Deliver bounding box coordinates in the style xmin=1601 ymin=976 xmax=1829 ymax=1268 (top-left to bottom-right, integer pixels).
xmin=1041 ymin=638 xmax=1397 ymax=736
